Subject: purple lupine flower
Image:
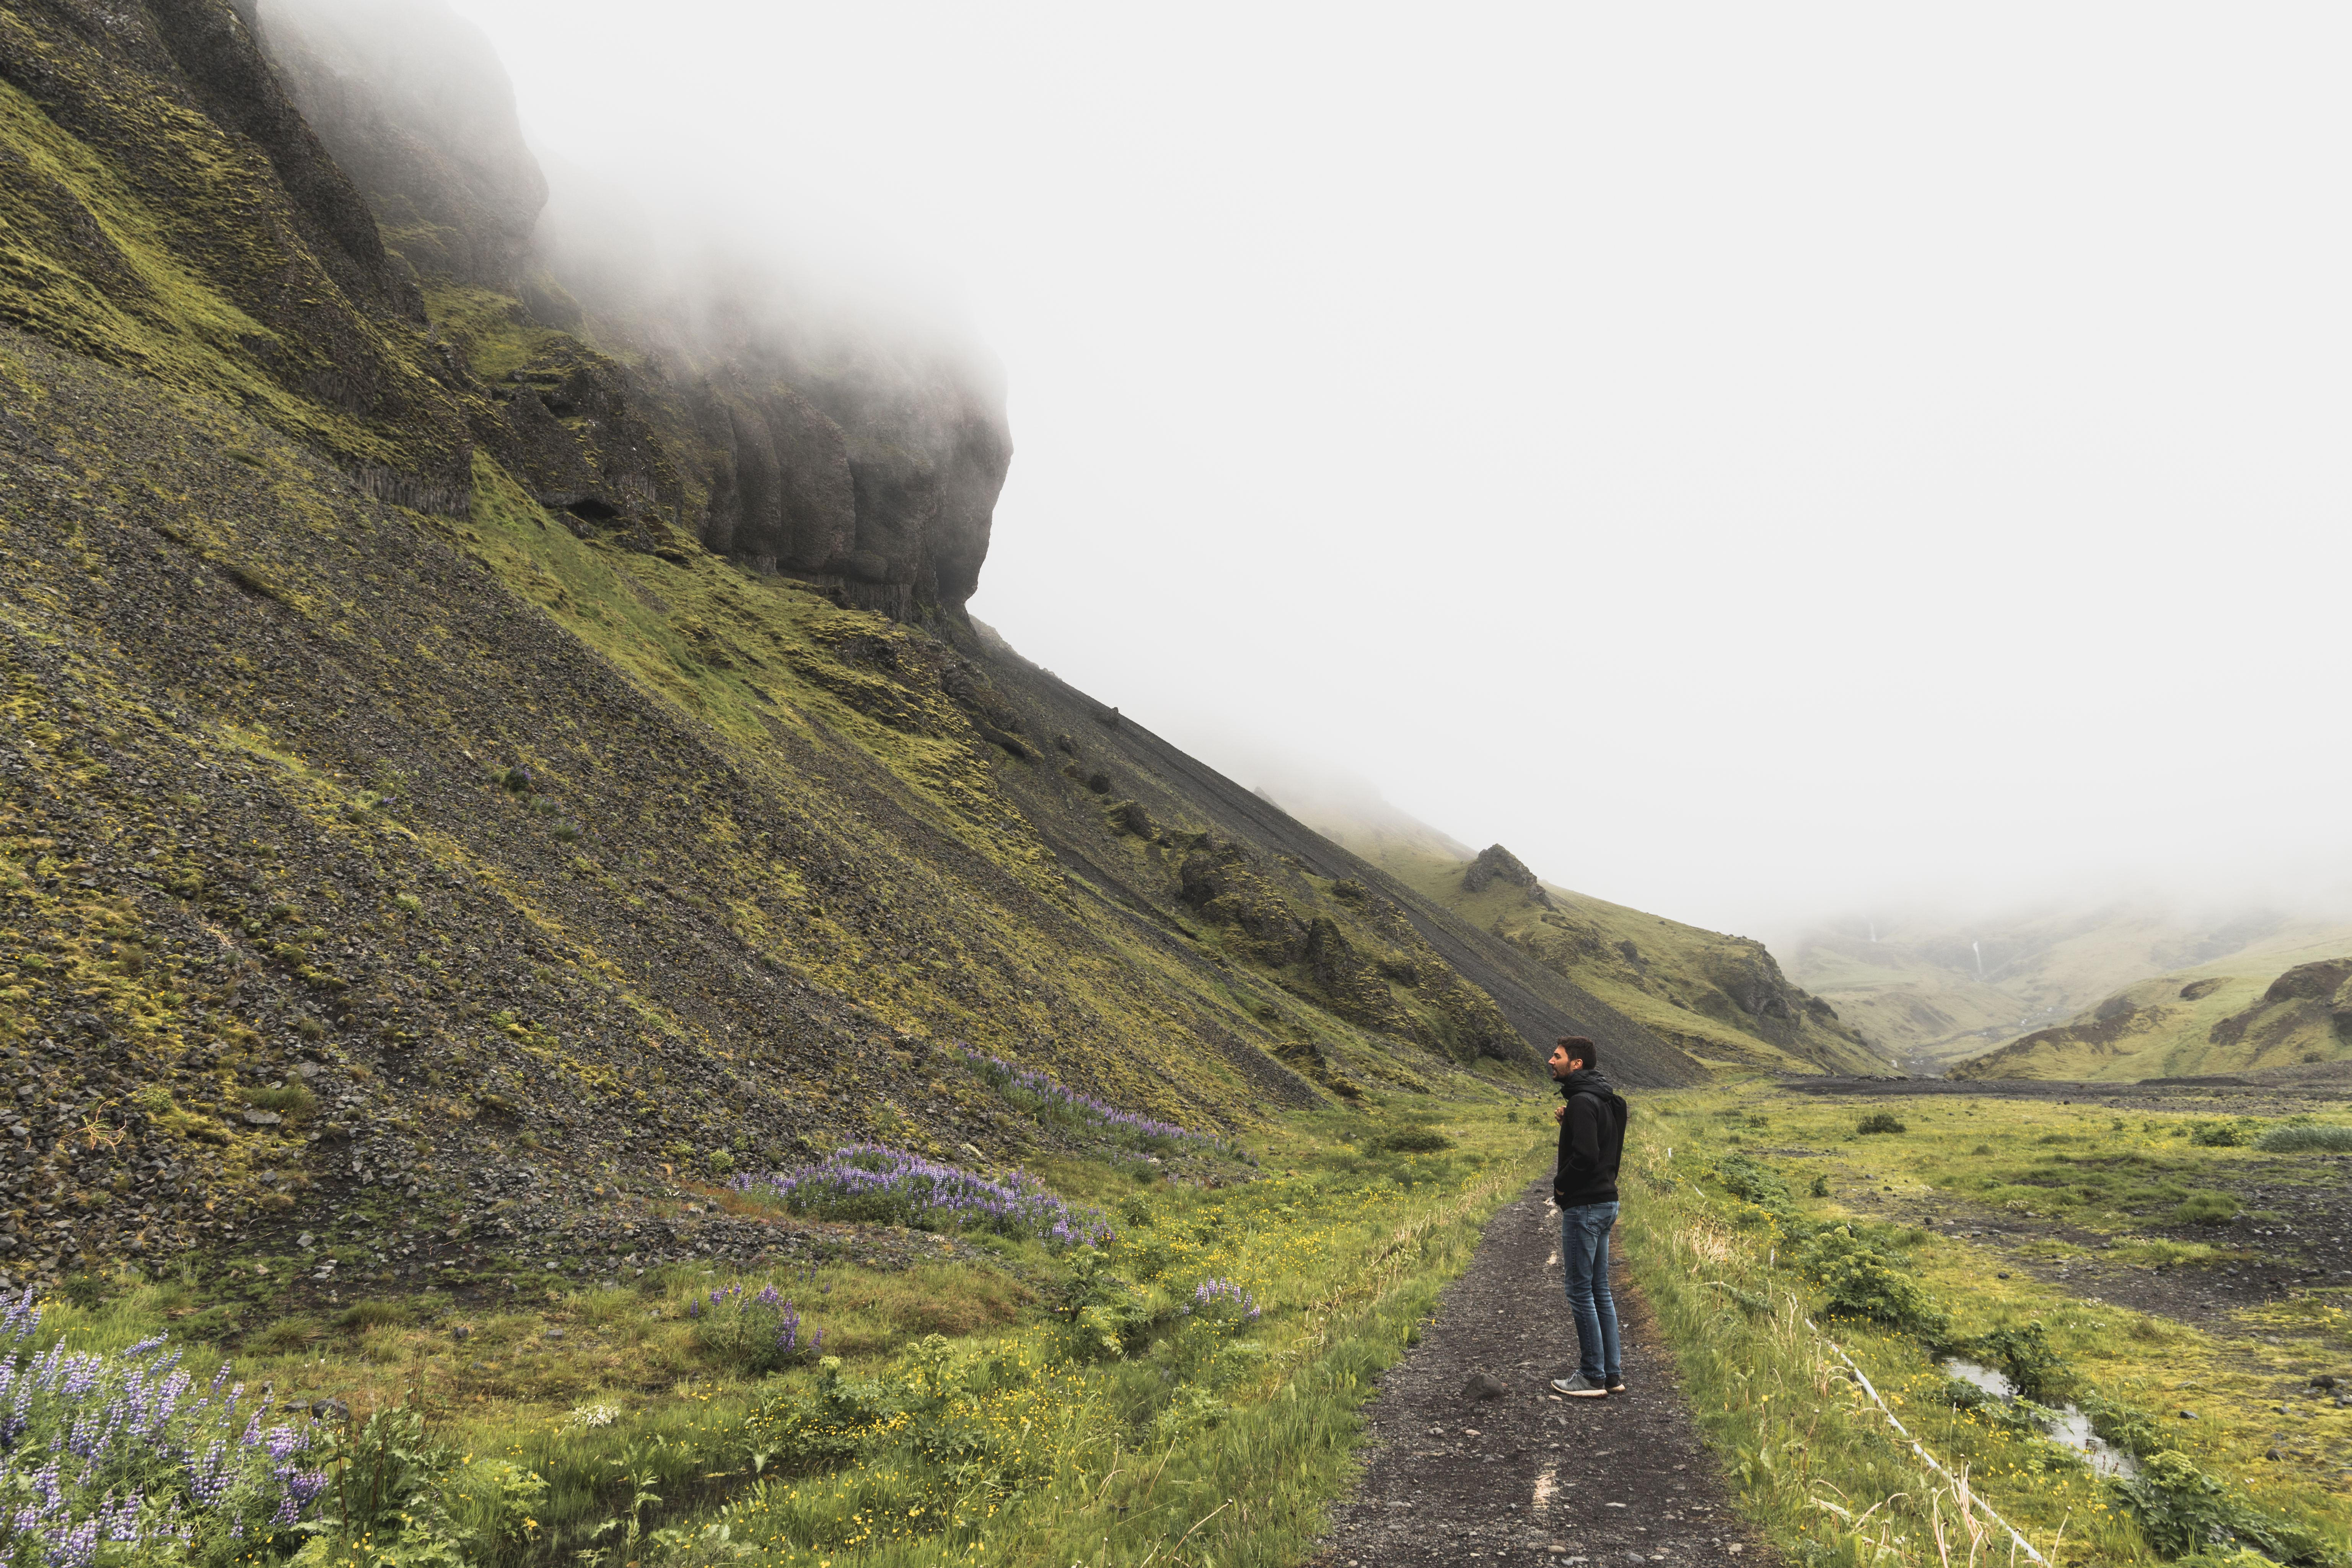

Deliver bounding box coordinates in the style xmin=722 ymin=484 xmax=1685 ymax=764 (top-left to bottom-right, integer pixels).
xmin=1186 ymin=1278 xmax=1263 ymax=1323
xmin=738 ymin=1143 xmax=1111 ymax=1248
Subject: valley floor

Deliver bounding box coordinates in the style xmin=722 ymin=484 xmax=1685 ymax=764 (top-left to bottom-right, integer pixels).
xmin=1628 ymin=1078 xmax=2352 ymax=1567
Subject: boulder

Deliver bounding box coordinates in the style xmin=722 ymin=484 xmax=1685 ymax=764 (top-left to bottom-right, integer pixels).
xmin=1463 ymin=843 xmax=1541 ymax=895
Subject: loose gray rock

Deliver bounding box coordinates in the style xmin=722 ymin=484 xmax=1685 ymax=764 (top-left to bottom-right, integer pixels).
xmin=1459 ymin=1370 xmax=1509 ymax=1403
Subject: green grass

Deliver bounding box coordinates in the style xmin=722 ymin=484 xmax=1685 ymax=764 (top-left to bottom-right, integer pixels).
xmin=1627 ymin=1088 xmax=2352 ymax=1568
xmin=2257 ymin=1123 xmax=2352 ymax=1153
xmin=31 ymin=1100 xmax=1547 ymax=1566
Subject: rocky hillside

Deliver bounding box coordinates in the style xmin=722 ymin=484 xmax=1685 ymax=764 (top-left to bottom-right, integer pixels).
xmin=0 ymin=0 xmax=1707 ymax=1296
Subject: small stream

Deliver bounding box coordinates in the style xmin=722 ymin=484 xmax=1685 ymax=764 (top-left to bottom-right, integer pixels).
xmin=1943 ymin=1359 xmax=2140 ymax=1478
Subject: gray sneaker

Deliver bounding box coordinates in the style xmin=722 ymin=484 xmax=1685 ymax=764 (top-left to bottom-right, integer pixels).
xmin=1550 ymin=1373 xmax=1609 ymax=1399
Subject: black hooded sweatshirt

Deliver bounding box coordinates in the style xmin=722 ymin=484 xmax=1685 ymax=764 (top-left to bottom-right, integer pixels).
xmin=1553 ymin=1067 xmax=1628 ymax=1207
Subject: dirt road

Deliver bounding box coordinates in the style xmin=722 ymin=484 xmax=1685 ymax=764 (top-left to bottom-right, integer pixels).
xmin=1313 ymin=1178 xmax=1772 ymax=1566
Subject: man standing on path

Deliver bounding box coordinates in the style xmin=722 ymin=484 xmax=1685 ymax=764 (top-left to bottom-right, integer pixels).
xmin=1549 ymin=1035 xmax=1628 ymax=1399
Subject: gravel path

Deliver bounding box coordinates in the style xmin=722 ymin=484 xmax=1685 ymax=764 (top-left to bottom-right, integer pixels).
xmin=1314 ymin=1178 xmax=1771 ymax=1567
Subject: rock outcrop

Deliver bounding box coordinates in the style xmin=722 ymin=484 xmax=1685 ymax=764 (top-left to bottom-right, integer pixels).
xmin=1463 ymin=843 xmax=1553 ymax=907
xmin=252 ymin=0 xmax=1011 ymax=617
xmin=256 ymin=0 xmax=546 ymax=293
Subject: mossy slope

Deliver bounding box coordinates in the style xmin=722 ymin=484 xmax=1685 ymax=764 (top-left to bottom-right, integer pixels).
xmin=0 ymin=0 xmax=474 ymax=501
xmin=950 ymin=638 xmax=1711 ymax=1091
xmin=0 ymin=318 xmax=1396 ymax=1290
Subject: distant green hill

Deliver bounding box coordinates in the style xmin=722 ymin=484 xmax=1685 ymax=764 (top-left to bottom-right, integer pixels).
xmin=1947 ymin=932 xmax=2352 ymax=1080
xmin=1786 ymin=906 xmax=2352 ymax=1074
xmin=1262 ymin=798 xmax=1882 ymax=1075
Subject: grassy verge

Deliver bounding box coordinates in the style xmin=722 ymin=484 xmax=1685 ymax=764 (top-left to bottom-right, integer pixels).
xmin=1624 ymin=1086 xmax=2352 ymax=1568
xmin=5 ymin=1096 xmax=1548 ymax=1567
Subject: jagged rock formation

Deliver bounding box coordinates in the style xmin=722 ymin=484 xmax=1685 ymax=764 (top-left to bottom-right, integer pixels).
xmin=959 ymin=640 xmax=1708 ymax=1084
xmin=256 ymin=0 xmax=1010 ymax=618
xmin=2204 ymin=959 xmax=2352 ymax=1050
xmin=254 ymin=0 xmax=546 ymax=293
xmin=1463 ymin=844 xmax=1552 ymax=908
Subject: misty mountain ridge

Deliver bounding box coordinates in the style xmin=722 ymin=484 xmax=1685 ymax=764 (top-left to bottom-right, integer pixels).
xmin=1260 ymin=787 xmax=1882 ymax=1076
xmin=1790 ymin=902 xmax=2352 ymax=1076
xmin=1942 ymin=922 xmax=2352 ymax=1083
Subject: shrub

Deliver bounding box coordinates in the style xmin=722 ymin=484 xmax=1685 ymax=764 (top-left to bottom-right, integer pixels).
xmin=1714 ymin=1151 xmax=1795 ymax=1210
xmin=1059 ymin=1250 xmax=1156 ymax=1360
xmin=303 ymin=1405 xmax=472 ymax=1562
xmin=1855 ymin=1113 xmax=1906 ymax=1135
xmin=690 ymin=1283 xmax=825 ymax=1376
xmin=736 ymin=1145 xmax=1111 ymax=1247
xmin=1798 ymin=1224 xmax=1948 ymax=1338
xmin=2254 ymin=1123 xmax=2352 ymax=1153
xmin=2110 ymin=1450 xmax=2338 ymax=1565
xmin=2187 ymin=1120 xmax=2256 ymax=1147
xmin=1974 ymin=1323 xmax=2070 ymax=1403
xmin=1809 ymin=1174 xmax=1831 ymax=1198
xmin=2173 ymin=1190 xmax=2240 ymax=1226
xmin=955 ymin=1048 xmax=1240 ymax=1159
xmin=2078 ymin=1392 xmax=2163 ymax=1458
xmin=1367 ymin=1127 xmax=1454 ymax=1155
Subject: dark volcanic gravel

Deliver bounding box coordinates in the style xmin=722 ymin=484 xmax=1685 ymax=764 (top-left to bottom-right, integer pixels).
xmin=1315 ymin=1179 xmax=1771 ymax=1567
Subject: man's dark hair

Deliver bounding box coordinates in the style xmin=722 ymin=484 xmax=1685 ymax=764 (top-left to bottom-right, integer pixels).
xmin=1556 ymin=1035 xmax=1597 ymax=1068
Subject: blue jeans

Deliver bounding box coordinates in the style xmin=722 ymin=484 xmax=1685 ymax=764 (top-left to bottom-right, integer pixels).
xmin=1559 ymin=1200 xmax=1621 ymax=1382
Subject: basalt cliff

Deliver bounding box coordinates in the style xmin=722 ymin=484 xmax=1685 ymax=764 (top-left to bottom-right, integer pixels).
xmin=0 ymin=0 xmax=1725 ymax=1302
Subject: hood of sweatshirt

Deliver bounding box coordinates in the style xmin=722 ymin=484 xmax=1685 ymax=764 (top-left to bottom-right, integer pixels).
xmin=1557 ymin=1067 xmax=1619 ymax=1101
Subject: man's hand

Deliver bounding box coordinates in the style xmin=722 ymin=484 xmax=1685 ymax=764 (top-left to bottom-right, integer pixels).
xmin=1552 ymin=1104 xmax=1567 ymax=1123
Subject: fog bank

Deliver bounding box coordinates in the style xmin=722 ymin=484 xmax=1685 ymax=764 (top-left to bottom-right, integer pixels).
xmin=442 ymin=1 xmax=2352 ymax=942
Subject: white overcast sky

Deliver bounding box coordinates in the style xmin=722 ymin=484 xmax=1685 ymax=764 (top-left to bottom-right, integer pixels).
xmin=445 ymin=1 xmax=2352 ymax=943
